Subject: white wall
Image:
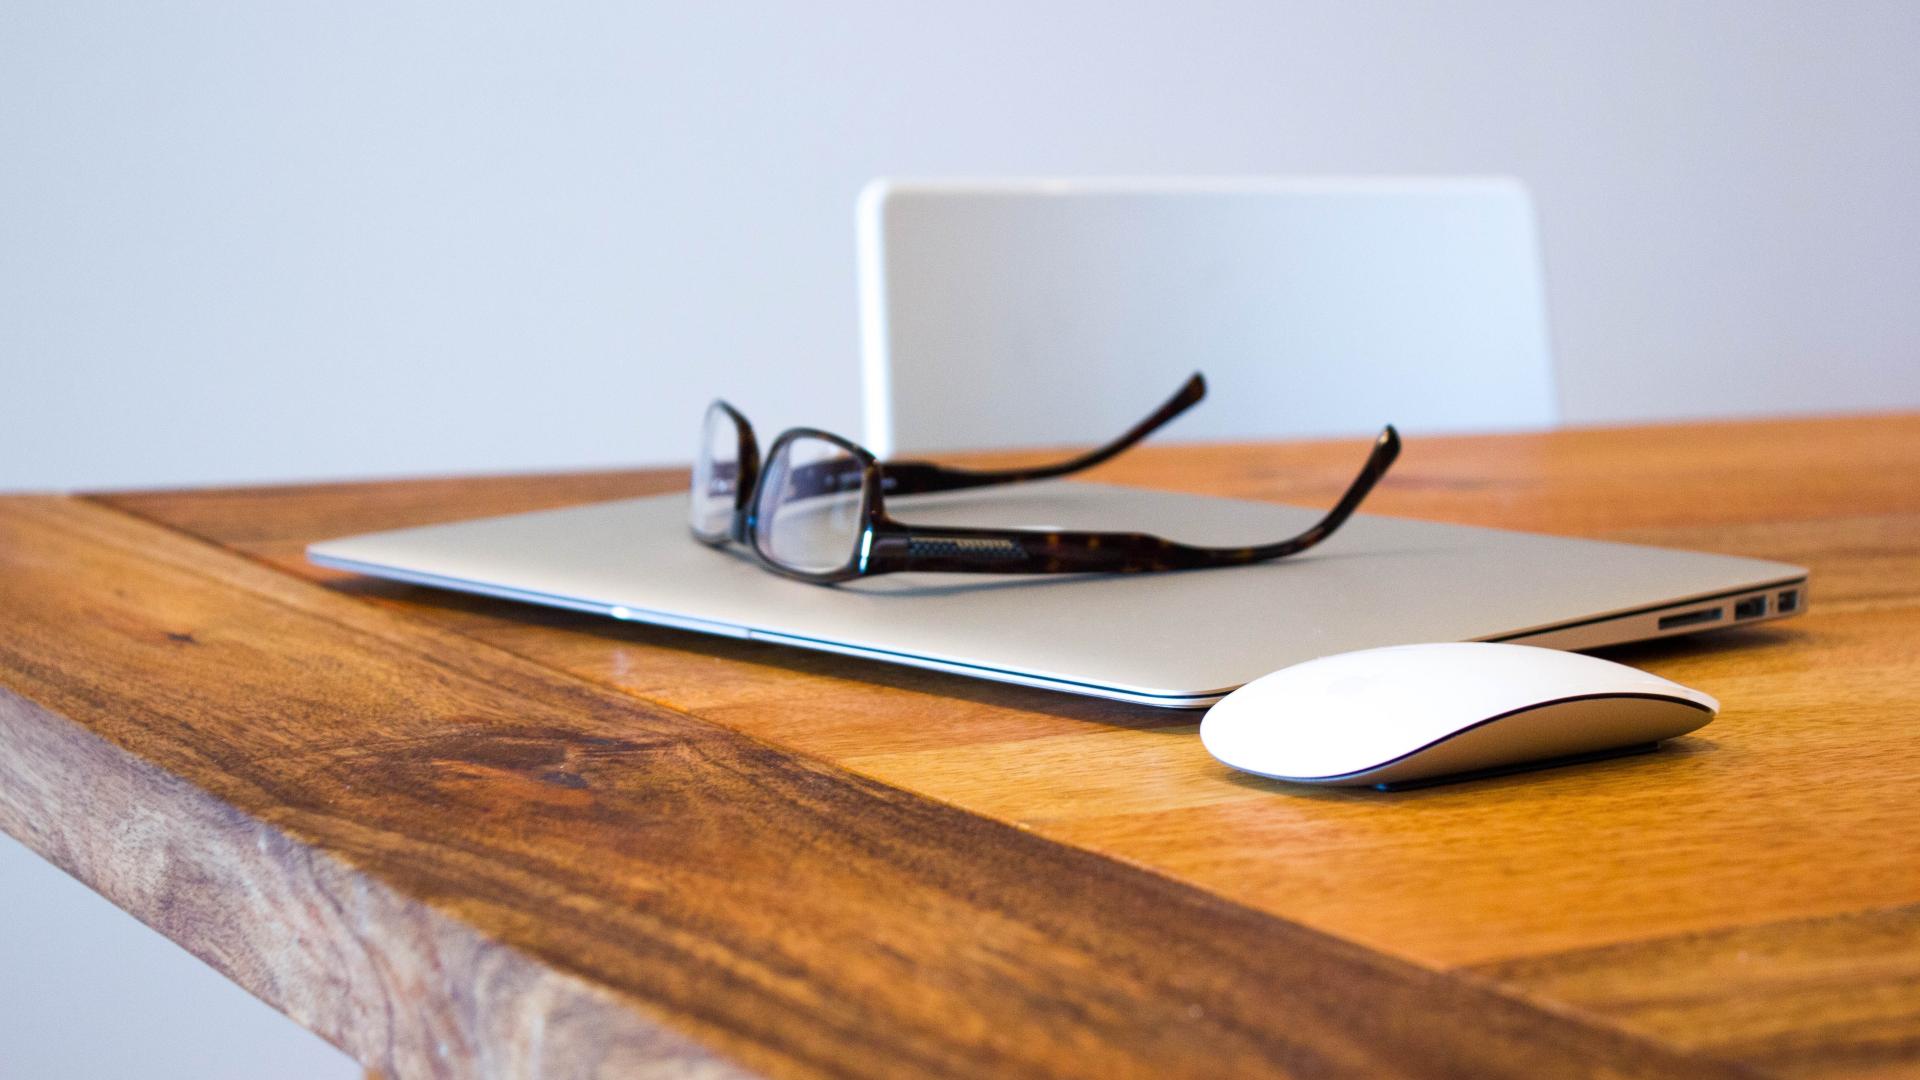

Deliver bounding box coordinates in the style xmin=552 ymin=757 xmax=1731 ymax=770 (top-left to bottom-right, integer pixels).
xmin=3 ymin=2 xmax=1917 ymax=492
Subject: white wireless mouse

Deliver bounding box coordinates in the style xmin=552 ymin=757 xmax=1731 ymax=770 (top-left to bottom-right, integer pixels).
xmin=1200 ymin=642 xmax=1718 ymax=789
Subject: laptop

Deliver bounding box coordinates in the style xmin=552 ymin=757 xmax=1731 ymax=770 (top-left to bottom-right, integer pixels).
xmin=308 ymin=482 xmax=1807 ymax=708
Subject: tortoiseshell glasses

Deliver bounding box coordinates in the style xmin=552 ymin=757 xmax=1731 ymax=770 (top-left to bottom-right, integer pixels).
xmin=690 ymin=373 xmax=1401 ymax=585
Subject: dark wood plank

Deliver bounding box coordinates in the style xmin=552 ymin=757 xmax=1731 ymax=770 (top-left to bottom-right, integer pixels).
xmin=0 ymin=496 xmax=1732 ymax=1079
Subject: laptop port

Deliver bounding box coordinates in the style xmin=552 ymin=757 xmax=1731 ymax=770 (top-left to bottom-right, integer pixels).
xmin=1778 ymin=589 xmax=1800 ymax=613
xmin=1734 ymin=596 xmax=1767 ymax=620
xmin=1659 ymin=607 xmax=1724 ymax=631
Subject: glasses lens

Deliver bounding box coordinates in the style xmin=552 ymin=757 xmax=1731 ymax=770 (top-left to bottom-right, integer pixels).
xmin=689 ymin=402 xmax=743 ymax=539
xmin=753 ymin=435 xmax=868 ymax=575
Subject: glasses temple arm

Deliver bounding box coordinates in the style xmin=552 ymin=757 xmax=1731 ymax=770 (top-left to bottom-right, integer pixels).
xmin=875 ymin=373 xmax=1207 ymax=496
xmin=867 ymin=426 xmax=1400 ymax=574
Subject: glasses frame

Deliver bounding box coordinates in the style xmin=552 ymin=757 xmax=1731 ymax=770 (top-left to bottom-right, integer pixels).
xmin=691 ymin=373 xmax=1402 ymax=585
xmin=692 ymin=374 xmax=1209 ymax=547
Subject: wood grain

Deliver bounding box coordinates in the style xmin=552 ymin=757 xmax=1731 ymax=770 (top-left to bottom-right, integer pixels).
xmin=111 ymin=417 xmax=1920 ymax=954
xmin=0 ymin=496 xmax=1735 ymax=1079
xmin=1472 ymin=904 xmax=1920 ymax=1079
xmin=56 ymin=412 xmax=1920 ymax=1076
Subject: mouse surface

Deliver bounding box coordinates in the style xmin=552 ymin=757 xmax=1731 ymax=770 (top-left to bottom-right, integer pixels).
xmin=1200 ymin=642 xmax=1718 ymax=788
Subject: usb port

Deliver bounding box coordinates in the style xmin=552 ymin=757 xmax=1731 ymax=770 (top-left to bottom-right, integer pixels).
xmin=1778 ymin=589 xmax=1800 ymax=613
xmin=1659 ymin=607 xmax=1724 ymax=631
xmin=1734 ymin=596 xmax=1767 ymax=620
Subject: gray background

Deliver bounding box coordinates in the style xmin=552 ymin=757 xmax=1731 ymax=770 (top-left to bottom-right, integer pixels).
xmin=4 ymin=2 xmax=1918 ymax=493
xmin=1 ymin=3 xmax=1915 ymax=1077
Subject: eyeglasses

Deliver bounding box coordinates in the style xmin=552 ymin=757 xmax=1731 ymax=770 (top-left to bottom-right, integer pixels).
xmin=690 ymin=373 xmax=1401 ymax=584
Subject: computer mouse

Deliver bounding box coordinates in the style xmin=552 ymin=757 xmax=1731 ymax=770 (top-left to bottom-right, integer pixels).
xmin=1200 ymin=642 xmax=1718 ymax=789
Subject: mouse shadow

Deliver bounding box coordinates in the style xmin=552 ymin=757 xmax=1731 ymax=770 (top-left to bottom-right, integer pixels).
xmin=1211 ymin=732 xmax=1723 ymax=802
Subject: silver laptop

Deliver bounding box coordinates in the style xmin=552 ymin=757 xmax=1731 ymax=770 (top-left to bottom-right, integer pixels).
xmin=308 ymin=482 xmax=1807 ymax=709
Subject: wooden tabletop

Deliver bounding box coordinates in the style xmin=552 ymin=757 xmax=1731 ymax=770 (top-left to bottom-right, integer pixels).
xmin=3 ymin=413 xmax=1918 ymax=1079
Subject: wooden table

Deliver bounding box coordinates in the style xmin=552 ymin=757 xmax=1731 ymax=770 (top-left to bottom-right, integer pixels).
xmin=3 ymin=414 xmax=1918 ymax=1079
